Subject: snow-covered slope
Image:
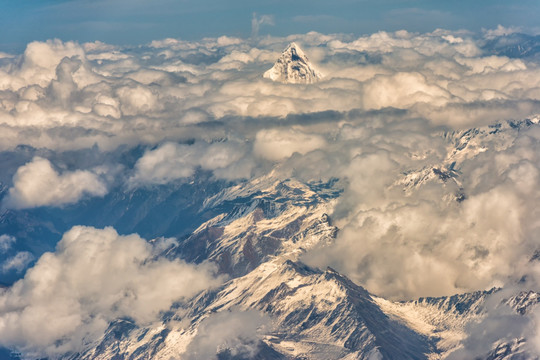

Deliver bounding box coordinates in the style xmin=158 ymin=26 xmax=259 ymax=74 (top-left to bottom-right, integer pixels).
xmin=376 ymin=290 xmax=496 ymax=358
xmin=168 ymin=177 xmax=339 ymax=278
xmin=74 ymin=259 xmax=540 ymax=360
xmin=396 ymin=116 xmax=540 ymax=199
xmin=73 ymin=259 xmax=435 ymax=360
xmin=264 ymin=43 xmax=323 ymax=84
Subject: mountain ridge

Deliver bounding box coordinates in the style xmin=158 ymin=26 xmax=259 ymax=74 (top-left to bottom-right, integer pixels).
xmin=264 ymin=43 xmax=322 ymax=84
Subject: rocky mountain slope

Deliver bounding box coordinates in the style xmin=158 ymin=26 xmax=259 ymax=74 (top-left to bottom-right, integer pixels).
xmin=264 ymin=43 xmax=322 ymax=84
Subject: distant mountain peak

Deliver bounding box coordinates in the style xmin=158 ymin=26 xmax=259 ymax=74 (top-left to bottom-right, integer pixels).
xmin=264 ymin=42 xmax=322 ymax=84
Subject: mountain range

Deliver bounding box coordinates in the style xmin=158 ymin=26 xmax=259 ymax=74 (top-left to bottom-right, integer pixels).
xmin=40 ymin=116 xmax=540 ymax=359
xmin=1 ymin=41 xmax=540 ymax=360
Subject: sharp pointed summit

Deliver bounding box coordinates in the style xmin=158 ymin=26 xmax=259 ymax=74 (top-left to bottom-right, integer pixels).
xmin=264 ymin=42 xmax=322 ymax=84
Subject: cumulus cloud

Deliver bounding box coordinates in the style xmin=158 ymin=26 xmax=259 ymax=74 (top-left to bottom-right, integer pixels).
xmin=3 ymin=157 xmax=108 ymax=209
xmin=130 ymin=142 xmax=197 ymax=184
xmin=129 ymin=140 xmax=251 ymax=186
xmin=0 ymin=226 xmax=223 ymax=358
xmin=0 ymin=30 xmax=538 ymax=298
xmin=0 ymin=30 xmax=539 ymax=152
xmin=0 ymin=39 xmax=86 ymax=91
xmin=303 ymin=116 xmax=540 ymax=300
xmin=363 ymin=72 xmax=450 ymax=110
xmin=483 ymin=24 xmax=523 ymax=39
xmin=184 ymin=310 xmax=270 ymax=360
xmin=254 ymin=127 xmax=327 ymax=161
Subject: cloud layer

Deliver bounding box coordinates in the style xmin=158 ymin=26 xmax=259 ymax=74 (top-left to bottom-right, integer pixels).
xmin=0 ymin=31 xmax=538 ymax=296
xmin=184 ymin=310 xmax=269 ymax=360
xmin=0 ymin=30 xmax=539 ymax=152
xmin=0 ymin=28 xmax=540 ymax=358
xmin=129 ymin=140 xmax=250 ymax=186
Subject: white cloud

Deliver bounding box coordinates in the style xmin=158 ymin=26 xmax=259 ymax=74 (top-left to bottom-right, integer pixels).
xmin=483 ymin=24 xmax=522 ymax=39
xmin=0 ymin=32 xmax=538 ymax=151
xmin=116 ymin=85 xmax=160 ymax=116
xmin=184 ymin=310 xmax=269 ymax=360
xmin=129 ymin=141 xmax=250 ymax=186
xmin=254 ymin=128 xmax=327 ymax=161
xmin=0 ymin=226 xmax=224 ymax=358
xmin=0 ymin=33 xmax=538 ymax=301
xmin=0 ymin=39 xmax=86 ymax=91
xmin=130 ymin=142 xmax=197 ymax=185
xmin=2 ymin=252 xmax=34 ymax=273
xmin=303 ymin=117 xmax=540 ymax=300
xmin=0 ymin=235 xmax=16 ymax=253
xmin=363 ymin=72 xmax=451 ymax=110
xmin=3 ymin=157 xmax=108 ymax=209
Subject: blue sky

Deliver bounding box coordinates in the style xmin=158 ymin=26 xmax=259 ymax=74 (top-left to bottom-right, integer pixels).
xmin=1 ymin=0 xmax=539 ymax=52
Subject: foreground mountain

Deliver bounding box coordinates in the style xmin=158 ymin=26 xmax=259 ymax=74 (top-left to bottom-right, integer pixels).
xmin=75 ymin=259 xmax=435 ymax=360
xmin=264 ymin=43 xmax=323 ymax=84
xmin=67 ymin=242 xmax=540 ymax=359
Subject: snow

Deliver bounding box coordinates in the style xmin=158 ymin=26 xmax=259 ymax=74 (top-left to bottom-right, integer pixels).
xmin=264 ymin=42 xmax=323 ymax=84
xmin=373 ymin=290 xmax=494 ymax=359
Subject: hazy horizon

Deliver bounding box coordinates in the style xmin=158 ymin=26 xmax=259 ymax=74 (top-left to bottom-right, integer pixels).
xmin=1 ymin=0 xmax=539 ymax=52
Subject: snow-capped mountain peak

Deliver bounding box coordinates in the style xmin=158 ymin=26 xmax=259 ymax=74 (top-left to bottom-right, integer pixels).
xmin=264 ymin=42 xmax=323 ymax=84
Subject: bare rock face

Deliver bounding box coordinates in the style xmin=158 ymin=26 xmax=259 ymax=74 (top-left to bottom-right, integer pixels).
xmin=264 ymin=42 xmax=322 ymax=84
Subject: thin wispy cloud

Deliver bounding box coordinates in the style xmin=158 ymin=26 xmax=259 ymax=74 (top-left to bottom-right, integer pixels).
xmin=251 ymin=13 xmax=274 ymax=40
